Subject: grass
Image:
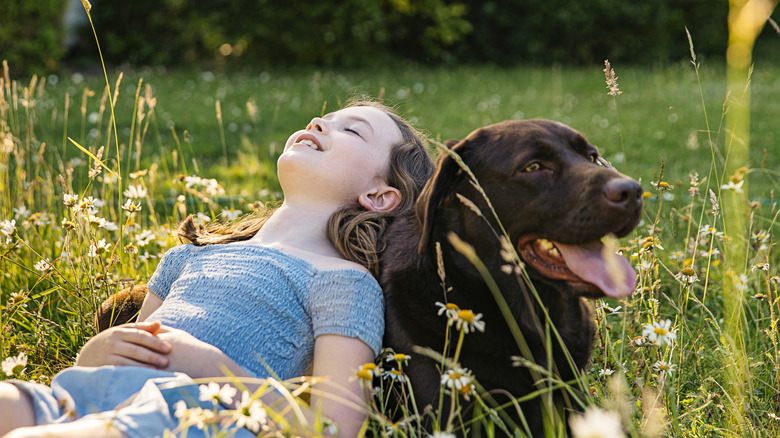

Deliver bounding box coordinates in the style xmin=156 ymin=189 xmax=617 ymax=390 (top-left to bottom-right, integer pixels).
xmin=1 ymin=53 xmax=779 ymax=435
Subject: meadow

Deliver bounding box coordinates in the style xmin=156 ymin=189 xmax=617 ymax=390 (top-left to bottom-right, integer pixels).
xmin=1 ymin=51 xmax=779 ymax=436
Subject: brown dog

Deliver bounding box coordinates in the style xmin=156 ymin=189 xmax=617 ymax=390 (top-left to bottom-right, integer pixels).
xmin=94 ymin=284 xmax=149 ymax=332
xmin=379 ymin=119 xmax=642 ymax=435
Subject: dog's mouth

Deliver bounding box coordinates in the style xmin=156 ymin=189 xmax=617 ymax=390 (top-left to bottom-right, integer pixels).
xmin=517 ymin=238 xmax=636 ymax=299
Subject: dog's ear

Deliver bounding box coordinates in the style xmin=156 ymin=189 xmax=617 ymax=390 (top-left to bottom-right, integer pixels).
xmin=444 ymin=139 xmax=459 ymax=148
xmin=416 ymin=142 xmax=466 ymax=255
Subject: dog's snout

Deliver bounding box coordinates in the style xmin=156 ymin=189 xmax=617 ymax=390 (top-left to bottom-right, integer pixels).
xmin=603 ymin=177 xmax=642 ymax=207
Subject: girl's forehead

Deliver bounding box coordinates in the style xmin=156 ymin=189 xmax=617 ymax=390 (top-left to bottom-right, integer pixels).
xmin=328 ymin=106 xmax=390 ymax=125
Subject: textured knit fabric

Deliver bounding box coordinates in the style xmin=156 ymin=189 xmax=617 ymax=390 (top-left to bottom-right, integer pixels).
xmin=145 ymin=242 xmax=385 ymax=379
xmin=9 ymin=242 xmax=384 ymax=437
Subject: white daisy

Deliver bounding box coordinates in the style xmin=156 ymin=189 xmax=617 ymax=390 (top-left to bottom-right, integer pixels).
xmin=232 ymin=391 xmax=268 ymax=433
xmin=2 ymin=352 xmax=28 ymax=376
xmin=642 ymin=319 xmax=677 ymax=346
xmin=198 ymin=382 xmax=237 ymax=405
xmin=569 ymin=406 xmax=625 ymax=438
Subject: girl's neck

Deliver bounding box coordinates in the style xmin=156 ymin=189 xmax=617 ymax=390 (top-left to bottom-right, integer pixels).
xmin=248 ymin=202 xmax=341 ymax=259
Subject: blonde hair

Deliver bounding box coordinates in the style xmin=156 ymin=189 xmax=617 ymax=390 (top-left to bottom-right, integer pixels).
xmin=177 ymin=99 xmax=434 ymax=276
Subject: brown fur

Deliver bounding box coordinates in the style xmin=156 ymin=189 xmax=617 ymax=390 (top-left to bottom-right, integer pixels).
xmin=379 ymin=120 xmax=643 ymax=435
xmin=94 ymin=284 xmax=149 ymax=332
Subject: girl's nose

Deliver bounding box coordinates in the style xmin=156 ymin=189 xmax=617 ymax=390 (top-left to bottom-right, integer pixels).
xmin=307 ymin=117 xmax=328 ymax=134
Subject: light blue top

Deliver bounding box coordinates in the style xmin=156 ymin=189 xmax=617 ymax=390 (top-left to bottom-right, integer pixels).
xmin=146 ymin=243 xmax=384 ymax=379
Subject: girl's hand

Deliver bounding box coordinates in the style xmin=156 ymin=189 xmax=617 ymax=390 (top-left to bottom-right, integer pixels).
xmin=75 ymin=321 xmax=172 ymax=369
xmin=153 ymin=326 xmax=240 ymax=378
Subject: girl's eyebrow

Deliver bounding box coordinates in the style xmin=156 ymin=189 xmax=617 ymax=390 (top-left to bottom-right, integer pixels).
xmin=324 ymin=113 xmax=375 ymax=136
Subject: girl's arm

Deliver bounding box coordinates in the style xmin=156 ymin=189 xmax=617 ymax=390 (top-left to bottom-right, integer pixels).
xmin=310 ymin=334 xmax=376 ymax=437
xmin=157 ymin=328 xmax=373 ymax=436
xmin=76 ymin=291 xmax=170 ymax=368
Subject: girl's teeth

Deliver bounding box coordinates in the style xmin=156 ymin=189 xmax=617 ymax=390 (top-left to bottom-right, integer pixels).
xmin=298 ymin=139 xmax=318 ymax=150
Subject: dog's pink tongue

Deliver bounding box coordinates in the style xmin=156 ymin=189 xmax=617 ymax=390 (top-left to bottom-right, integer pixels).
xmin=556 ymin=241 xmax=636 ymax=298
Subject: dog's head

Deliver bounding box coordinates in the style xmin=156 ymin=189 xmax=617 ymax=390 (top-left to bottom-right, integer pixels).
xmin=417 ymin=119 xmax=642 ymax=299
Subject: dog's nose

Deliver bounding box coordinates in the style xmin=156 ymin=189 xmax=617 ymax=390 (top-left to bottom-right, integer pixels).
xmin=603 ymin=177 xmax=642 ymax=207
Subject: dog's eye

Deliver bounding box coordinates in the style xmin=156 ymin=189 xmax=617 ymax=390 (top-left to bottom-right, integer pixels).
xmin=589 ymin=153 xmax=599 ymax=163
xmin=524 ymin=162 xmax=542 ymax=172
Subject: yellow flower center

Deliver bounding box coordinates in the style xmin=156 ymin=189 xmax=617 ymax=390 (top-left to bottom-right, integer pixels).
xmin=681 ymin=267 xmax=695 ymax=276
xmin=450 ymin=371 xmax=462 ymax=380
xmin=653 ymin=327 xmax=668 ymax=336
xmin=390 ymin=370 xmax=402 ymax=376
xmin=393 ymin=353 xmax=407 ymax=361
xmin=445 ymin=303 xmax=459 ymax=311
xmin=361 ymin=363 xmax=376 ymax=371
xmin=356 ymin=369 xmax=373 ymax=381
xmin=457 ymin=310 xmax=475 ymax=322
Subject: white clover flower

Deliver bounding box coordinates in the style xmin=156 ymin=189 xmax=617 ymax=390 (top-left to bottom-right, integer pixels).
xmin=569 ymin=406 xmax=625 ymax=438
xmin=123 ymin=184 xmax=148 ymax=199
xmin=232 ymin=391 xmax=268 ymax=433
xmin=34 ymin=258 xmax=54 ymax=274
xmin=2 ymin=352 xmax=28 ymax=376
xmin=653 ymin=360 xmax=678 ymax=378
xmin=198 ymin=382 xmax=237 ymax=406
xmin=642 ymin=319 xmax=677 ymax=346
xmin=452 ymin=309 xmax=485 ymax=333
xmin=63 ymin=193 xmax=79 ymax=207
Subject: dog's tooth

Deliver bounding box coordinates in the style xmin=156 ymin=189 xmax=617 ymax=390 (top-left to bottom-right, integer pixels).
xmin=538 ymin=239 xmax=554 ymax=250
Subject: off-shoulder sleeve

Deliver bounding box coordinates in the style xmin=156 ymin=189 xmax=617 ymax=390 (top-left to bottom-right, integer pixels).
xmin=146 ymin=244 xmax=191 ymax=300
xmin=308 ymin=271 xmax=385 ymax=356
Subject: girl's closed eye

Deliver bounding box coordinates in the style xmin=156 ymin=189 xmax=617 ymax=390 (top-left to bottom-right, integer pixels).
xmin=345 ymin=127 xmax=363 ymax=138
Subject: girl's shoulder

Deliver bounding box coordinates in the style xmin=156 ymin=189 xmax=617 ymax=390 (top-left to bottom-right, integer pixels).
xmin=307 ymin=255 xmax=370 ymax=274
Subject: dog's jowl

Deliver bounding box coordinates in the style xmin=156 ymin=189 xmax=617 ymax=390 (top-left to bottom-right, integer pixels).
xmin=380 ymin=119 xmax=643 ymax=436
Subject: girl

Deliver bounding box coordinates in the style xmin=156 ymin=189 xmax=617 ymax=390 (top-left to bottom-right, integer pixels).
xmin=0 ymin=99 xmax=435 ymax=438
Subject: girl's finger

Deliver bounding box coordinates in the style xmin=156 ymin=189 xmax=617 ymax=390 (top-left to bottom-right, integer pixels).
xmin=123 ymin=344 xmax=170 ymax=368
xmin=122 ymin=329 xmax=172 ymax=353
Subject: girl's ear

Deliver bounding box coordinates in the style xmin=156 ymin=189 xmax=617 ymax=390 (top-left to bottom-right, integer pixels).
xmin=359 ymin=185 xmax=402 ymax=213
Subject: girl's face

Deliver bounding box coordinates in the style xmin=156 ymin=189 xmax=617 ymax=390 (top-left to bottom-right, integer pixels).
xmin=277 ymin=106 xmax=403 ymax=211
